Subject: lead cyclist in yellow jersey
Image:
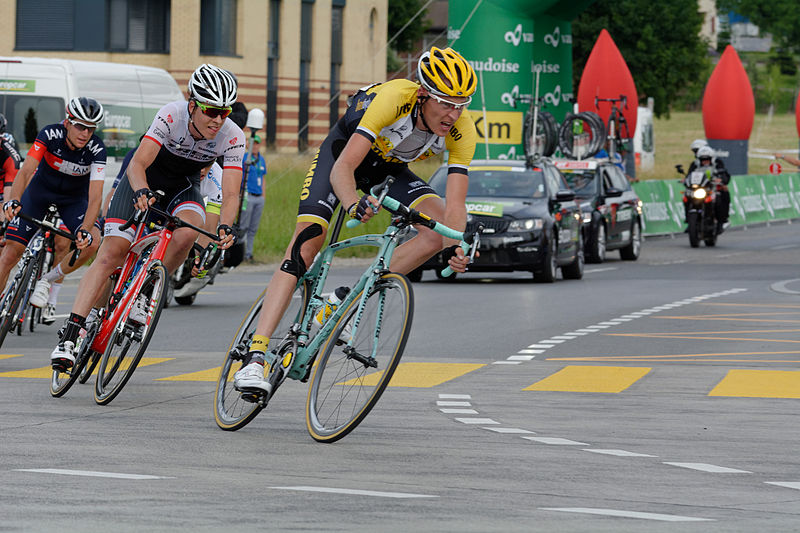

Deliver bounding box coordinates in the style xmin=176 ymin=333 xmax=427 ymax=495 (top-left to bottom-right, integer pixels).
xmin=234 ymin=46 xmax=479 ymax=393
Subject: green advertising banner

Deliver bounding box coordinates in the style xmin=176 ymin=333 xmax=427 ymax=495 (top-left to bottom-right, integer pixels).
xmin=100 ymin=104 xmax=160 ymax=158
xmin=632 ymin=174 xmax=800 ymax=235
xmin=449 ymin=3 xmax=573 ymax=161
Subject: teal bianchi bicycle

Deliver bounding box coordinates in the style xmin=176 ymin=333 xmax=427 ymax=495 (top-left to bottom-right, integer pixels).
xmin=214 ymin=178 xmax=480 ymax=442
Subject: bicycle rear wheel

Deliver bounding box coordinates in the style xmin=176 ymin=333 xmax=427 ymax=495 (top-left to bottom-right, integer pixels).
xmin=214 ymin=279 xmax=310 ymax=431
xmin=306 ymin=272 xmax=413 ymax=443
xmin=0 ymin=256 xmax=36 ymax=348
xmin=94 ymin=263 xmax=169 ymax=405
xmin=50 ymin=319 xmax=100 ymax=397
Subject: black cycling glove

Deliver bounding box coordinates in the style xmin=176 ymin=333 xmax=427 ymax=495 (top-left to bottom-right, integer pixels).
xmin=347 ymin=195 xmax=377 ymax=221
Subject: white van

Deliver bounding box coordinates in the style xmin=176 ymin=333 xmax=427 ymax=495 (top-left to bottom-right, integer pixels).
xmin=0 ymin=56 xmax=185 ymax=181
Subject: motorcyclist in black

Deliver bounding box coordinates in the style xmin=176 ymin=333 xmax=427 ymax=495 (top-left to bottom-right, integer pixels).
xmin=688 ymin=145 xmax=730 ymax=233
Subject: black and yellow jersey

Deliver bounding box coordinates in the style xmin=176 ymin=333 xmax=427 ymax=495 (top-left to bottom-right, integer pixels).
xmin=348 ymin=79 xmax=477 ymax=175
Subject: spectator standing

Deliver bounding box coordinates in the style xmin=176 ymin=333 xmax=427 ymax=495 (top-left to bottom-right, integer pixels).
xmin=240 ymin=134 xmax=267 ymax=261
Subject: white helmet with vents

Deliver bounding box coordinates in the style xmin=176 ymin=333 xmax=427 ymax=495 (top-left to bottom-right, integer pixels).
xmin=66 ymin=97 xmax=104 ymax=126
xmin=188 ymin=64 xmax=237 ymax=107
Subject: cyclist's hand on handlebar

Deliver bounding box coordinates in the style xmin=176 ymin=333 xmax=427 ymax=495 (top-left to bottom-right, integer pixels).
xmin=216 ymin=223 xmax=235 ymax=249
xmin=347 ymin=194 xmax=379 ymax=223
xmin=3 ymin=199 xmax=20 ymax=220
xmin=442 ymin=244 xmax=477 ymax=274
xmin=75 ymin=228 xmax=94 ymax=250
xmin=133 ymin=187 xmax=156 ymax=212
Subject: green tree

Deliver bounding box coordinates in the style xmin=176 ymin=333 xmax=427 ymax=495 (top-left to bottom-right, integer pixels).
xmin=719 ymin=0 xmax=800 ymax=53
xmin=571 ymin=0 xmax=709 ymax=118
xmin=388 ymin=0 xmax=430 ymax=53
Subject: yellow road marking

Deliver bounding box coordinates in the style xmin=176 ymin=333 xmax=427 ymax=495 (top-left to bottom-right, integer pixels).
xmin=0 ymin=354 xmax=24 ymax=360
xmin=705 ymin=303 xmax=800 ymax=309
xmin=157 ymin=367 xmax=222 ymax=381
xmin=606 ymin=333 xmax=800 ymax=344
xmin=548 ymin=351 xmax=800 ymax=362
xmin=656 ymin=316 xmax=800 ymax=324
xmin=710 ymin=370 xmax=800 ymax=398
xmin=608 ymin=329 xmax=800 ymax=335
xmin=524 ymin=365 xmax=650 ymax=393
xmin=0 ymin=357 xmax=173 ymax=379
xmin=342 ymin=362 xmax=485 ymax=388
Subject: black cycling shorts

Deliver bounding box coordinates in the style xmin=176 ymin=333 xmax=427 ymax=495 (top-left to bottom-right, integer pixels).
xmin=6 ymin=176 xmax=89 ymax=246
xmin=104 ymin=175 xmax=205 ymax=242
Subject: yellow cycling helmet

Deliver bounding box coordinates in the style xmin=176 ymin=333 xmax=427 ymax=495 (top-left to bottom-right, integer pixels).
xmin=417 ymin=47 xmax=477 ymax=98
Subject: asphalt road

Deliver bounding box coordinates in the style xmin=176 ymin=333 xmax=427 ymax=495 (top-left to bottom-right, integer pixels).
xmin=2 ymin=221 xmax=800 ymax=532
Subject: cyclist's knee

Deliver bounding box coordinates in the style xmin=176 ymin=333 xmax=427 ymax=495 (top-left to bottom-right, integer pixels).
xmin=0 ymin=242 xmax=24 ymax=268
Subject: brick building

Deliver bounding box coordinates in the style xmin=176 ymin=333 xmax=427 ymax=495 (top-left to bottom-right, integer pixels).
xmin=0 ymin=0 xmax=387 ymax=152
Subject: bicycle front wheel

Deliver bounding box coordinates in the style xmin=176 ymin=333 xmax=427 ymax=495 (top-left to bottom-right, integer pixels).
xmin=50 ymin=319 xmax=99 ymax=397
xmin=0 ymin=257 xmax=35 ymax=348
xmin=214 ymin=279 xmax=310 ymax=431
xmin=306 ymin=272 xmax=413 ymax=443
xmin=94 ymin=263 xmax=169 ymax=405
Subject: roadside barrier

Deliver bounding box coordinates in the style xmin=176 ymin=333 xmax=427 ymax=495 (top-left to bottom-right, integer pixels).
xmin=633 ymin=173 xmax=800 ymax=235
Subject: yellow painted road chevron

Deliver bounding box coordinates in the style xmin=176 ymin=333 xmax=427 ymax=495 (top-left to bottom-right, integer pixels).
xmin=0 ymin=357 xmax=174 ymax=379
xmin=525 ymin=365 xmax=651 ymax=393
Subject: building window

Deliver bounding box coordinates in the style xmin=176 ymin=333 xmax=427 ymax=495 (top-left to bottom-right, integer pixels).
xmin=298 ymin=0 xmax=313 ymax=151
xmin=330 ymin=3 xmax=344 ymax=127
xmin=266 ymin=0 xmax=280 ymax=147
xmin=200 ymin=0 xmax=238 ymax=56
xmin=15 ymin=0 xmax=169 ymax=53
xmin=109 ymin=0 xmax=170 ymax=53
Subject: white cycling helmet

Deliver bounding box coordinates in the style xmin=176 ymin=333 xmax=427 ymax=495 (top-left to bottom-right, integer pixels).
xmin=690 ymin=138 xmax=708 ymax=153
xmin=66 ymin=97 xmax=104 ymax=127
xmin=188 ymin=64 xmax=237 ymax=107
xmin=697 ymin=145 xmax=714 ymax=159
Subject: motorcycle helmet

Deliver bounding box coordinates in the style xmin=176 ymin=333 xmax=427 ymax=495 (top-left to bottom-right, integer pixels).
xmin=696 ymin=145 xmax=714 ymax=162
xmin=690 ymin=139 xmax=708 ymax=154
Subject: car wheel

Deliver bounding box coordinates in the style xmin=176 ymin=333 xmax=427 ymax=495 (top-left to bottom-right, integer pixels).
xmin=587 ymin=220 xmax=606 ymax=263
xmin=534 ymin=235 xmax=557 ymax=283
xmin=561 ymin=237 xmax=584 ymax=280
xmin=620 ymin=219 xmax=642 ymax=260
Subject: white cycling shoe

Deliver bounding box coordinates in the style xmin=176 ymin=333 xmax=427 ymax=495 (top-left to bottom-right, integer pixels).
xmin=233 ymin=361 xmax=273 ymax=395
xmin=51 ymin=341 xmax=76 ymax=370
xmin=30 ymin=279 xmax=51 ymax=308
xmin=128 ymin=296 xmax=148 ymax=324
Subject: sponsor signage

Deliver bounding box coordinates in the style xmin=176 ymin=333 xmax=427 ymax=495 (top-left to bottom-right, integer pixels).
xmin=449 ymin=5 xmax=574 ymax=159
xmin=0 ymin=79 xmax=36 ymax=92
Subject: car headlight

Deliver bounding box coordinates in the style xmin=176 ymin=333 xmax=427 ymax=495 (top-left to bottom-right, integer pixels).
xmin=692 ymin=188 xmax=707 ymax=200
xmin=508 ymin=218 xmax=544 ymax=232
xmin=582 ymin=213 xmax=592 ymax=224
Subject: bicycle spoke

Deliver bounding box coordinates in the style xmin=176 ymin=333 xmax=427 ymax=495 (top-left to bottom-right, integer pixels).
xmin=306 ymin=273 xmax=413 ymax=443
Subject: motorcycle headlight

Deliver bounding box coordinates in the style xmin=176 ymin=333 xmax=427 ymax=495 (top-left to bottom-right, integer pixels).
xmin=692 ymin=188 xmax=707 ymax=200
xmin=508 ymin=218 xmax=544 ymax=232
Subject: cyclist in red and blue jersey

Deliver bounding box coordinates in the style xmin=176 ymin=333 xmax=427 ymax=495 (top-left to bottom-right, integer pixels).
xmin=0 ymin=124 xmax=21 ymax=222
xmin=0 ymin=97 xmax=105 ymax=302
xmin=51 ymin=64 xmax=245 ymax=369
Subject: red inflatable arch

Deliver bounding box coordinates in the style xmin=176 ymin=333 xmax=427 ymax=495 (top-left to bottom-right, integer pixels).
xmin=702 ymin=45 xmax=754 ymax=140
xmin=577 ymin=29 xmax=638 ymax=137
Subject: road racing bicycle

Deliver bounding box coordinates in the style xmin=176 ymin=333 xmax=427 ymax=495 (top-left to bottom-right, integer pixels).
xmin=214 ymin=178 xmax=480 ymax=442
xmin=50 ymin=200 xmax=220 ymax=404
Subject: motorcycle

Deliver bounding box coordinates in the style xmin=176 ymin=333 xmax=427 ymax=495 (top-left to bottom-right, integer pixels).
xmin=676 ymin=164 xmax=720 ymax=248
xmin=169 ymin=242 xmax=225 ymax=306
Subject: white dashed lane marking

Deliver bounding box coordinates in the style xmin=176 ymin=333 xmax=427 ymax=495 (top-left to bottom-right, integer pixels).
xmin=540 ymin=507 xmax=714 ymax=522
xmin=664 ymin=462 xmax=751 ymax=474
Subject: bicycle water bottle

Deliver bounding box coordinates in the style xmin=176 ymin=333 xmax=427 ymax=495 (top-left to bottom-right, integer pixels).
xmin=314 ymin=286 xmax=350 ymax=327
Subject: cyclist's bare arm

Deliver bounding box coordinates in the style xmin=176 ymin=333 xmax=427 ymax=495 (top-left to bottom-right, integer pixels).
xmin=443 ymin=172 xmax=468 ymax=242
xmin=330 ymin=134 xmax=377 ymax=221
xmin=5 ymin=154 xmax=38 ymax=206
xmin=127 ymin=137 xmax=160 ymax=211
xmin=218 ymin=166 xmax=241 ymax=248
